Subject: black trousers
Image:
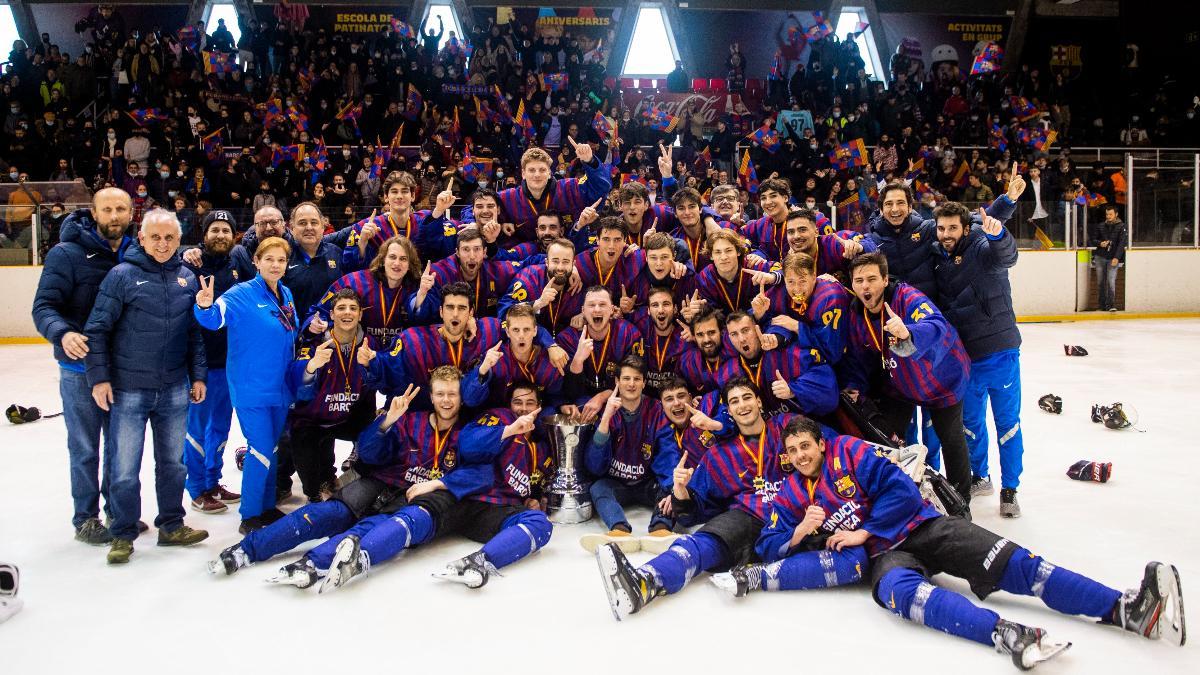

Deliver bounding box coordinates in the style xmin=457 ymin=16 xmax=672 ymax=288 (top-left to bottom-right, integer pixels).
xmin=876 ymin=398 xmax=972 ymax=507
xmin=277 ymin=398 xmax=376 ymax=500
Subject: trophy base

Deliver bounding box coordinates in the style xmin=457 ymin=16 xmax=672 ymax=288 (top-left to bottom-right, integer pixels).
xmin=548 ymin=493 xmax=593 ymax=524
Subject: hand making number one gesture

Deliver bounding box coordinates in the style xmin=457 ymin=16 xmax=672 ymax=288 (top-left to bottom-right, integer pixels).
xmin=567 ymin=135 xmax=593 ymax=164
xmin=883 ymin=303 xmax=910 ymax=341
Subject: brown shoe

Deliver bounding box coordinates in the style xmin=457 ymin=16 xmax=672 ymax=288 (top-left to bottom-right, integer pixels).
xmin=190 ymin=491 xmax=228 ymax=514
xmin=211 ymin=484 xmax=241 ymax=504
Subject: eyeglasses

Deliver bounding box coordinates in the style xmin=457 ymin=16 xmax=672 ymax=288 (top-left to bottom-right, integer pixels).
xmin=254 ymin=217 xmax=284 ymax=227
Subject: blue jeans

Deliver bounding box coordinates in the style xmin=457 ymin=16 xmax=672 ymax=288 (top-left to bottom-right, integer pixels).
xmin=963 ymin=349 xmax=1024 ymax=490
xmin=589 ymin=477 xmax=673 ymax=533
xmin=59 ymin=368 xmax=112 ymax=529
xmin=183 ymin=369 xmax=233 ymax=498
xmin=107 ymin=382 xmax=191 ymax=540
xmin=1095 ymin=258 xmax=1120 ymax=310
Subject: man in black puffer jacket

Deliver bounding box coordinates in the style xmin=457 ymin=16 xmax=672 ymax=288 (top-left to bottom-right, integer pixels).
xmin=32 ymin=187 xmax=134 ymax=546
xmin=83 ymin=209 xmax=210 ymax=564
xmin=932 ymin=196 xmax=1027 ymax=521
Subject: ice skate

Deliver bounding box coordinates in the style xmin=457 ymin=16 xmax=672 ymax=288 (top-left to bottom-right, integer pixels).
xmin=432 ymin=550 xmax=499 ymax=589
xmin=710 ymin=564 xmax=761 ymax=598
xmin=595 ymin=542 xmax=661 ymax=621
xmin=991 ymin=619 xmax=1071 ymax=670
xmin=208 ymin=544 xmax=249 ymax=576
xmin=1112 ymin=562 xmax=1186 ymax=646
xmin=265 ymin=557 xmax=319 ymax=589
xmin=318 ymin=535 xmax=368 ymax=594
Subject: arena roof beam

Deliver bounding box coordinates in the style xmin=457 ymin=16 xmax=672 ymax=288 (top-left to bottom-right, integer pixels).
xmin=5 ymin=0 xmax=40 ymax=47
xmin=1003 ymin=0 xmax=1034 ymax=72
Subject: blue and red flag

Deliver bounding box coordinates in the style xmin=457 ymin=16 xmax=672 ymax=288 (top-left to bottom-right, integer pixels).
xmin=542 ymin=72 xmax=569 ymax=92
xmin=769 ymin=52 xmax=784 ymax=81
xmin=204 ymin=51 xmax=237 ymax=75
xmin=644 ymin=106 xmax=679 ymax=133
xmin=591 ymin=111 xmax=614 ymax=141
xmin=738 ymin=149 xmax=759 ymax=194
xmin=271 ymin=144 xmax=303 ymax=168
xmin=286 ymin=103 xmax=309 ymax=131
xmin=1008 ymin=96 xmax=1039 ymax=122
xmin=989 ymin=124 xmax=1008 ymax=152
xmin=747 ymin=124 xmax=782 ymax=153
xmin=404 ymin=84 xmax=423 ymax=121
xmin=515 ymin=98 xmax=536 ymax=141
xmin=1016 ymin=127 xmax=1057 ymax=152
xmin=1074 ymin=190 xmax=1108 ymax=207
xmin=176 ymin=26 xmax=200 ymax=52
xmin=126 ymin=108 xmax=166 ymax=126
xmin=369 ymin=139 xmax=391 ymax=179
xmin=462 ymin=156 xmax=494 ymax=183
xmin=806 ymin=11 xmax=832 ymax=40
xmin=828 ymin=138 xmax=868 ymax=170
xmin=390 ymin=18 xmax=416 ymax=39
xmin=971 ymin=42 xmax=1003 ymax=75
xmin=202 ymin=130 xmax=224 ymax=163
xmin=951 ymin=160 xmax=971 ymax=188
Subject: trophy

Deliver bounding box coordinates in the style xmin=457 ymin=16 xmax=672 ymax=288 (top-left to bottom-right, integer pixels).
xmin=541 ymin=414 xmax=594 ymax=524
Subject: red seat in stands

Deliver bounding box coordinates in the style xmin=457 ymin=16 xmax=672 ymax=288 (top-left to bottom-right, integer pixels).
xmin=691 ymin=78 xmax=709 ymax=90
xmin=709 ymin=78 xmax=727 ymax=91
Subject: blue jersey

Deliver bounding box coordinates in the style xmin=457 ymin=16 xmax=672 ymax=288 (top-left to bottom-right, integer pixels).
xmin=574 ymin=249 xmax=640 ymax=302
xmin=653 ymin=391 xmax=724 ymax=470
xmin=430 ymin=255 xmax=520 ymax=318
xmin=677 ymin=345 xmax=727 ymax=396
xmin=556 ymin=319 xmax=644 ymax=398
xmin=694 ymin=258 xmax=780 ymax=314
xmin=683 ymin=414 xmax=798 ymax=522
xmin=498 ymin=264 xmax=585 ymax=337
xmin=311 ymin=270 xmax=438 ymax=346
xmin=458 ymin=409 xmax=555 ymax=506
xmin=288 ymin=329 xmax=383 ymax=426
xmin=343 ymin=209 xmax=429 ymax=271
xmin=761 ymin=277 xmax=851 ymax=364
xmin=585 ymin=397 xmax=673 ymax=490
xmin=630 ymin=312 xmax=687 ymax=396
xmin=715 ymin=345 xmax=838 ymax=418
xmin=461 ymin=342 xmax=564 ymax=409
xmin=355 ymin=411 xmax=468 ymax=490
xmin=757 ymin=435 xmax=941 ymax=561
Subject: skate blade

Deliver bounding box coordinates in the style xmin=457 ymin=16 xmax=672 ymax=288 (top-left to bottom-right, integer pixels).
xmin=1158 ymin=564 xmax=1187 ymax=646
xmin=1022 ymin=639 xmax=1072 ymax=669
xmin=595 ymin=545 xmax=631 ymax=621
xmin=206 ymin=559 xmax=226 ymax=575
xmin=318 ymin=540 xmax=357 ymax=594
xmin=708 ymin=573 xmax=741 ymax=597
xmin=580 ymin=533 xmax=641 ymax=554
xmin=431 ymin=568 xmax=483 ymax=589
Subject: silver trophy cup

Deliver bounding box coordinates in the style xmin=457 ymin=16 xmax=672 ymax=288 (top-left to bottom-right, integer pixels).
xmin=542 ymin=415 xmax=594 ymax=524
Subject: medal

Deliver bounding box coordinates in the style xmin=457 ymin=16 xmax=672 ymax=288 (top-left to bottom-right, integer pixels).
xmin=429 ymin=468 xmax=443 ymax=479
xmin=753 ymin=476 xmax=766 ymax=491
xmin=530 ymin=469 xmax=542 ymax=485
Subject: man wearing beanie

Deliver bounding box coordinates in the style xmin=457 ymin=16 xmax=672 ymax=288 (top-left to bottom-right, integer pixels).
xmin=181 ymin=210 xmax=255 ymax=513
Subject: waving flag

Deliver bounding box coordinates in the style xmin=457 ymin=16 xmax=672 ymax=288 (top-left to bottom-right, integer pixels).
xmin=836 ymin=194 xmax=867 ymax=231
xmin=1017 ymin=127 xmax=1057 ymax=152
xmin=971 ymin=42 xmax=1003 ymax=75
xmin=591 ymin=111 xmax=614 ymax=141
xmin=262 ymin=98 xmax=283 ymax=126
xmin=989 ymin=124 xmax=1008 ymax=153
xmin=335 ymin=100 xmax=362 ymax=123
xmin=295 ymin=67 xmax=314 ymax=94
xmin=828 ymin=138 xmax=868 ymax=170
xmin=1074 ymin=190 xmax=1108 ymax=207
xmin=848 ymin=21 xmax=870 ymax=37
xmin=404 ymin=84 xmax=423 ymax=121
xmin=806 ymin=11 xmax=832 ymax=40
xmin=369 ymin=138 xmax=392 ymax=180
xmin=951 ymin=160 xmax=971 ymax=188
xmin=202 ymin=130 xmax=224 ymax=163
xmin=126 ymin=108 xmax=166 ymax=126
xmin=515 ymin=98 xmax=535 ymax=141
xmin=644 ymin=106 xmax=679 ymax=133
xmin=271 ymin=144 xmax=303 ymax=168
xmin=747 ymin=124 xmax=782 ymax=154
xmin=618 ymin=173 xmax=647 ymax=186
xmin=738 ymin=149 xmax=759 ymax=194
xmin=286 ymin=103 xmax=309 ymax=131
xmin=492 ymin=85 xmax=514 ymax=124
xmin=306 ymin=140 xmax=328 ymax=184
xmin=699 ymin=145 xmax=713 ymax=166
xmin=542 ymin=72 xmax=569 ymax=92
xmin=204 ymin=51 xmax=237 ymax=75
xmin=769 ymin=52 xmax=784 ymax=81
xmin=176 ymin=26 xmax=200 ymax=52
xmin=1008 ymin=96 xmax=1039 ymax=122
xmin=390 ymin=18 xmax=416 ymax=39
xmin=904 ymin=157 xmax=926 ymax=181
xmin=462 ymin=156 xmax=494 ymax=183
xmin=447 ymin=107 xmax=462 ymax=145
xmin=785 ymin=25 xmax=805 ymax=48
xmin=389 ymin=123 xmax=406 ymax=152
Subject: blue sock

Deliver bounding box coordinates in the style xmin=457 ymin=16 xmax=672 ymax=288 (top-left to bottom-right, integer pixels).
xmin=358 ymin=505 xmax=436 ymax=566
xmin=760 ymin=546 xmax=868 ymax=591
xmin=639 ymin=533 xmax=728 ymax=594
xmin=480 ymin=511 xmax=553 ymax=568
xmin=876 ymin=568 xmax=998 ymax=646
xmin=307 ymin=513 xmax=391 ymax=570
xmin=240 ymin=500 xmax=354 ymax=563
xmin=999 ymin=547 xmax=1122 ymax=619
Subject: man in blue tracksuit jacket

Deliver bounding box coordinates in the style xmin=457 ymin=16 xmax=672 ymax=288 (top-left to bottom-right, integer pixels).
xmin=181 ymin=210 xmax=255 ymax=513
xmin=31 ymin=188 xmax=134 ymax=545
xmin=84 ymin=209 xmax=210 ymax=563
xmin=931 ymin=199 xmax=1026 ymax=519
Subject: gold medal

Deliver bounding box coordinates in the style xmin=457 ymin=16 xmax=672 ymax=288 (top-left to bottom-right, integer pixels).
xmin=530 ymin=469 xmax=542 ymax=485
xmin=753 ymin=476 xmax=766 ymax=491
xmin=429 ymin=468 xmax=443 ymax=479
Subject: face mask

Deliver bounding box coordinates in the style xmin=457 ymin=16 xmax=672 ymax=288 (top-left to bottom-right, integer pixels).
xmin=496 ymin=171 xmax=504 ymax=178
xmin=168 ymin=190 xmax=178 ymax=198
xmin=833 ymin=112 xmax=840 ymax=118
xmin=160 ymin=170 xmax=169 ymax=178
xmin=8 ymin=172 xmax=17 ymax=180
xmin=107 ymin=132 xmax=116 ymax=139
xmin=1189 ymin=112 xmax=1196 ymax=120
xmin=805 ymin=202 xmax=816 ymax=209
xmin=10 ymin=107 xmax=19 ymax=114
xmin=810 ymin=143 xmax=818 ymax=151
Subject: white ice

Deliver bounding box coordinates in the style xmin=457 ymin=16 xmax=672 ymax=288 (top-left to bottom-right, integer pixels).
xmin=1 ymin=320 xmax=1198 ymax=674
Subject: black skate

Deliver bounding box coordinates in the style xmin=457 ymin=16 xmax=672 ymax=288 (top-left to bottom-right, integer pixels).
xmin=595 ymin=542 xmax=662 ymax=621
xmin=710 ymin=564 xmax=763 ymax=597
xmin=1112 ymin=561 xmax=1187 ymax=646
xmin=207 ymin=544 xmax=249 ymax=576
xmin=265 ymin=557 xmax=319 ymax=589
xmin=319 ymin=535 xmax=368 ymax=594
xmin=432 ymin=550 xmax=499 ymax=589
xmin=992 ymin=619 xmax=1071 ymax=670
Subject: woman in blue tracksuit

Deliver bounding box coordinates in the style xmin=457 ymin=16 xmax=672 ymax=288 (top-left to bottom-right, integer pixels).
xmin=194 ymin=236 xmax=300 ymax=532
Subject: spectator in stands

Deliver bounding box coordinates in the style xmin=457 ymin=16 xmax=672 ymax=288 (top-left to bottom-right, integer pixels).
xmin=1091 ymin=204 xmax=1127 ymax=312
xmin=961 ymin=174 xmax=995 ymax=204
xmin=667 ymin=60 xmax=690 ymax=93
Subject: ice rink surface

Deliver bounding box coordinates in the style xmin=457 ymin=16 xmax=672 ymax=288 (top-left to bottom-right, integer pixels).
xmin=1 ymin=319 xmax=1198 ymax=674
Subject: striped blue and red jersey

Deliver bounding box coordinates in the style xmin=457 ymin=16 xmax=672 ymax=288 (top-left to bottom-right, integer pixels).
xmin=413 ymin=212 xmax=462 ymax=262
xmin=342 ymin=209 xmax=429 ymax=271
xmin=585 ymin=396 xmax=673 ymax=490
xmin=288 ymin=329 xmax=382 ymax=426
xmin=312 ymin=270 xmax=437 ymax=345
xmin=841 ymin=282 xmax=970 ymax=409
xmin=477 ymin=159 xmax=612 ymax=246
xmin=368 ymin=318 xmax=506 ymax=405
xmin=694 ymin=258 xmax=781 ymax=314
xmin=430 ymin=255 xmax=520 ymax=317
xmin=461 ymin=342 xmax=564 ymax=408
xmin=623 ymin=249 xmax=696 ymax=311
xmin=685 ymin=413 xmax=798 ymax=522
xmin=653 ymin=390 xmax=724 ymax=469
xmin=762 ymin=276 xmax=851 ymax=364
xmin=715 ymin=344 xmax=839 ymax=418
xmin=677 ymin=345 xmax=727 ymax=396
xmin=498 ymin=264 xmax=584 ymax=336
xmin=493 ymin=241 xmax=542 ymax=265
xmin=624 ymin=203 xmax=678 ymax=248
xmin=756 ymin=435 xmax=941 ymax=562
xmin=354 ymin=411 xmax=465 ymax=488
xmin=630 ymin=311 xmax=687 ymax=396
xmin=556 ymin=319 xmax=644 ymax=397
xmin=574 ymin=249 xmax=640 ymax=302
xmin=741 ymin=215 xmax=791 ymax=262
xmin=809 ymin=231 xmax=875 ymax=277
xmin=458 ymin=408 xmax=556 ymax=506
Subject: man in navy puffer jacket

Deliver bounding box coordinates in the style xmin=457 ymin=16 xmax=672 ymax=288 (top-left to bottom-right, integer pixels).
xmin=32 ymin=188 xmax=134 ymax=546
xmin=932 ymin=194 xmax=1027 ymax=520
xmin=83 ymin=209 xmax=210 ymax=564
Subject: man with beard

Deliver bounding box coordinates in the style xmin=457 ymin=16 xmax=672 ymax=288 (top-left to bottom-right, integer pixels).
xmin=622 ymin=233 xmax=694 ymax=316
xmin=557 ymin=286 xmax=644 ymax=423
xmin=841 ymin=252 xmax=973 ymax=509
xmin=500 ymin=238 xmax=584 ymax=337
xmin=463 ymin=304 xmax=564 ymax=409
xmin=677 ymin=306 xmax=729 ymax=396
xmin=778 ymin=209 xmax=872 ymax=279
xmin=716 ymin=312 xmax=838 ymax=419
xmin=574 ymin=217 xmax=640 ymax=302
xmin=280 ymin=202 xmax=349 ymax=320
xmin=594 ymin=377 xmax=798 ymax=620
xmin=181 ymin=210 xmax=253 ymax=514
xmin=429 ymin=227 xmax=520 ymax=318
xmin=760 ymin=251 xmax=852 ymax=364
xmin=344 ymin=171 xmax=431 ymax=271
xmin=33 ymin=188 xmax=137 ymax=545
xmin=629 ymin=287 xmax=687 ymax=397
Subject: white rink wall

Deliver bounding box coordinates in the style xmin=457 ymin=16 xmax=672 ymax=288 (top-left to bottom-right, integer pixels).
xmin=2 ymin=249 xmax=1200 ymax=337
